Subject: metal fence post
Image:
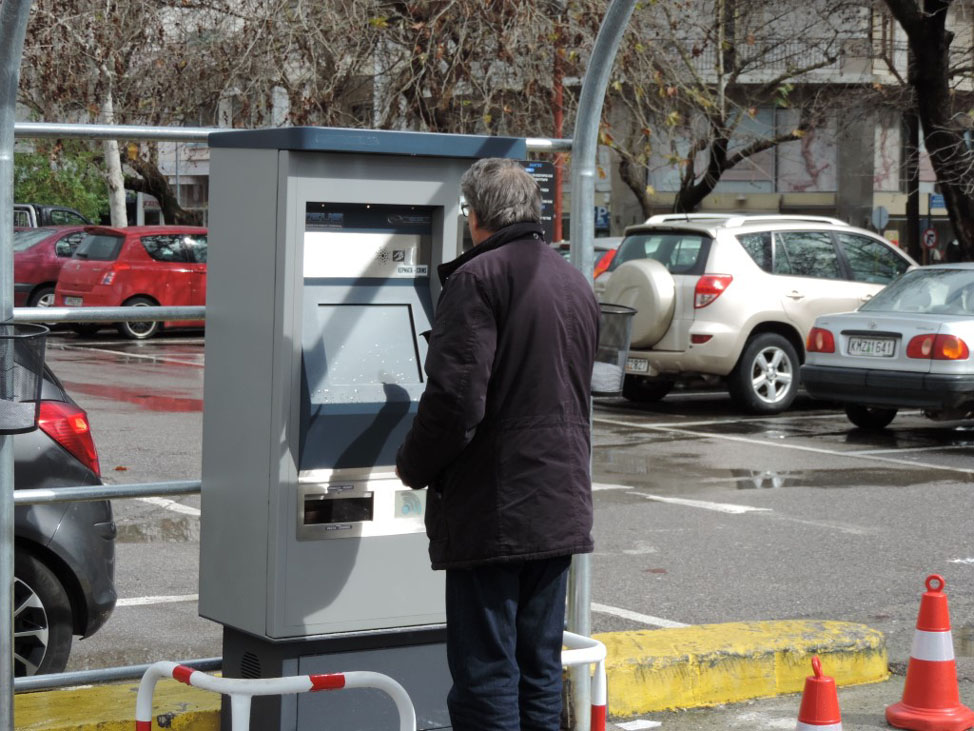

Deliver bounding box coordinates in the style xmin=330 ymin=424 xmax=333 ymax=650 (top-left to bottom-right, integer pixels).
xmin=0 ymin=2 xmax=35 ymax=728
xmin=568 ymin=1 xmax=636 ymax=728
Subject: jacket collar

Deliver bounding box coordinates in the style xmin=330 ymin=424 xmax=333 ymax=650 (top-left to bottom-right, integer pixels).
xmin=438 ymin=222 xmax=546 ymax=285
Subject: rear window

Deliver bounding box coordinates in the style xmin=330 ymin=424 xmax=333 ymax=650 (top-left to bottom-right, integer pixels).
xmin=608 ymin=231 xmax=710 ymax=274
xmin=12 ymin=228 xmax=55 ymax=252
xmin=861 ymin=268 xmax=974 ymax=315
xmin=74 ymin=233 xmax=123 ymax=261
xmin=141 ymin=234 xmax=208 ymax=263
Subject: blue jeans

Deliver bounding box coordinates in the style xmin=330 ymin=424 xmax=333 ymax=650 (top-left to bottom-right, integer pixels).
xmin=445 ymin=555 xmax=571 ymax=731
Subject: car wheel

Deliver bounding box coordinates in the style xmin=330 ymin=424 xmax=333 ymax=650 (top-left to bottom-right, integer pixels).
xmin=13 ymin=553 xmax=73 ymax=677
xmin=622 ymin=375 xmax=674 ymax=403
xmin=728 ymin=333 xmax=799 ymax=414
xmin=601 ymin=259 xmax=676 ymax=348
xmin=117 ymin=296 xmax=160 ymax=340
xmin=70 ymin=324 xmax=101 ymax=338
xmin=845 ymin=404 xmax=898 ymax=430
xmin=28 ymin=286 xmax=55 ymax=309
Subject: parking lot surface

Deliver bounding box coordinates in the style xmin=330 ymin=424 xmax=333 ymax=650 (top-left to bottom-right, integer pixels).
xmin=38 ymin=332 xmax=974 ymax=728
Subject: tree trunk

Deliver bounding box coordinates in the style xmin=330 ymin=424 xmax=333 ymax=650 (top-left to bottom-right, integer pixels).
xmin=125 ymin=156 xmax=202 ymax=226
xmin=101 ymin=90 xmax=127 ymax=227
xmin=886 ymin=0 xmax=974 ymax=260
xmin=618 ymin=157 xmax=653 ymax=219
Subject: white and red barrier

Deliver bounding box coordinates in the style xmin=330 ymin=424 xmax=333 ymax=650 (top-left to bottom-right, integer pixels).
xmin=134 ymin=661 xmax=416 ymax=731
xmin=562 ymin=631 xmax=608 ymax=731
xmin=137 ymin=630 xmax=607 ymax=731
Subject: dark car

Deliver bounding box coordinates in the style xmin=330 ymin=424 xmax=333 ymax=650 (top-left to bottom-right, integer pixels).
xmin=14 ymin=204 xmax=91 ymax=229
xmin=14 ymin=366 xmax=116 ymax=676
xmin=13 ymin=226 xmax=88 ymax=308
xmin=56 ymin=226 xmax=207 ymax=339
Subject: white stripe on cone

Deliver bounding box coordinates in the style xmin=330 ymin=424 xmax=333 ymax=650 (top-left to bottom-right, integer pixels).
xmin=797 ymin=723 xmax=842 ymax=730
xmin=911 ymin=629 xmax=955 ymax=662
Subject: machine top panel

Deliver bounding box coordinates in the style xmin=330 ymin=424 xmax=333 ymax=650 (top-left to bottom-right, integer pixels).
xmin=208 ymin=126 xmax=526 ymax=159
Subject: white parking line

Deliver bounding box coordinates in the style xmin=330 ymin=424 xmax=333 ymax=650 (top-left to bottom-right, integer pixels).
xmin=137 ymin=497 xmax=201 ymax=517
xmin=594 ymin=417 xmax=974 ymax=475
xmin=629 ymin=491 xmax=771 ymax=514
xmin=591 ymin=602 xmax=689 ymax=629
xmin=117 ymin=593 xmax=198 ymax=607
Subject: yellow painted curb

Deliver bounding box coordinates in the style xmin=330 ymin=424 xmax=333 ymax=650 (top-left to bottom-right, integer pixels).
xmin=15 ymin=678 xmax=219 ymax=731
xmin=13 ymin=620 xmax=887 ymax=729
xmin=594 ymin=619 xmax=888 ymax=717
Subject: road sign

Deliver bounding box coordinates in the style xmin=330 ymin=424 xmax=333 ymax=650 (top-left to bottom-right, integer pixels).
xmin=871 ymin=206 xmax=889 ymax=230
xmin=922 ymin=228 xmax=939 ymax=249
xmin=930 ymin=193 xmax=947 ymax=211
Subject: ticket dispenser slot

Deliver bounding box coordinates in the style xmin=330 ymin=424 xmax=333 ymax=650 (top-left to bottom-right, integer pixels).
xmin=298 ymin=469 xmax=426 ymax=540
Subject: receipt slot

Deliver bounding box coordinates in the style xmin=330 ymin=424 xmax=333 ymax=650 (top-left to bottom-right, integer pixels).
xmin=199 ymin=128 xmax=526 ymax=730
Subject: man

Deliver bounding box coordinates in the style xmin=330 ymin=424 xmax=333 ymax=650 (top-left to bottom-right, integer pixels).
xmin=396 ymin=157 xmax=599 ymax=730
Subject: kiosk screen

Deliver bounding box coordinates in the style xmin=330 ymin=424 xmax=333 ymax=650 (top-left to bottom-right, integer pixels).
xmin=299 ymin=203 xmax=435 ymax=471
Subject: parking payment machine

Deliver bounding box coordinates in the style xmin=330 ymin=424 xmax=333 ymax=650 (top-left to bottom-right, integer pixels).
xmin=199 ymin=128 xmax=526 ymax=729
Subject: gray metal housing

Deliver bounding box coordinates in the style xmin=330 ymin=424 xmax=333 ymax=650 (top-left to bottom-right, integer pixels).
xmin=199 ymin=128 xmax=525 ymax=640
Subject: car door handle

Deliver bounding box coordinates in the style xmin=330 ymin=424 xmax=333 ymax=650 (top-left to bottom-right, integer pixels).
xmin=786 ymin=291 xmax=805 ymax=300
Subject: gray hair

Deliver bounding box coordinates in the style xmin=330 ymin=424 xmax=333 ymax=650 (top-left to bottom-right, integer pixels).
xmin=460 ymin=158 xmax=542 ymax=232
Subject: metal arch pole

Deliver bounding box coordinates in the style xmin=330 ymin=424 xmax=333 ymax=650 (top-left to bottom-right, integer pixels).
xmin=568 ymin=1 xmax=636 ymax=729
xmin=0 ymin=2 xmax=34 ymax=728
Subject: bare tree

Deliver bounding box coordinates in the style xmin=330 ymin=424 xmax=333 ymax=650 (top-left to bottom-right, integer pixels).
xmin=603 ymin=0 xmax=870 ymax=216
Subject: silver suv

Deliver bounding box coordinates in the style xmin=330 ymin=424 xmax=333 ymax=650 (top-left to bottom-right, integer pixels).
xmin=596 ymin=214 xmax=917 ymax=413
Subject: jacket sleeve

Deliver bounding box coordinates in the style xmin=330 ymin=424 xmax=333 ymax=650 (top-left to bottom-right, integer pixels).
xmin=396 ymin=270 xmax=496 ymax=489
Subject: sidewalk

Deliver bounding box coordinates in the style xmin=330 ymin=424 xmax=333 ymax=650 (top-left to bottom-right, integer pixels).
xmin=15 ymin=619 xmax=887 ymax=730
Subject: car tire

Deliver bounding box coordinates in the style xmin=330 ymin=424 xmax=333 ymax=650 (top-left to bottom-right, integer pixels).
xmin=117 ymin=296 xmax=161 ymax=340
xmin=622 ymin=375 xmax=674 ymax=403
xmin=601 ymin=259 xmax=676 ymax=348
xmin=728 ymin=333 xmax=800 ymax=414
xmin=13 ymin=552 xmax=73 ymax=677
xmin=28 ymin=285 xmax=55 ymax=309
xmin=845 ymin=404 xmax=898 ymax=430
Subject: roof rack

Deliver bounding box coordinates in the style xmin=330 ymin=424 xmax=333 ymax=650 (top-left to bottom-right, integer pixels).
xmin=721 ymin=214 xmax=848 ymax=227
xmin=643 ymin=213 xmax=734 ymax=224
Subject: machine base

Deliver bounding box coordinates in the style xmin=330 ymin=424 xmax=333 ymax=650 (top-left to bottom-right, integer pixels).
xmin=221 ymin=625 xmax=451 ymax=730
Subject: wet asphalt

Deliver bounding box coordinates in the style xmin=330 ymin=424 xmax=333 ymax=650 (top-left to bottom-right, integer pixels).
xmin=39 ymin=330 xmax=974 ymax=729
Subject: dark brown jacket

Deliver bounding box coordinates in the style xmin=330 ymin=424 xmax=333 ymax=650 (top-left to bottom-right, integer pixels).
xmin=396 ymin=222 xmax=599 ymax=569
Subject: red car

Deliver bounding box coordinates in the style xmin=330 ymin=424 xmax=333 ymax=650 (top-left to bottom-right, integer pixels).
xmin=13 ymin=226 xmax=88 ymax=307
xmin=55 ymin=225 xmax=207 ymax=340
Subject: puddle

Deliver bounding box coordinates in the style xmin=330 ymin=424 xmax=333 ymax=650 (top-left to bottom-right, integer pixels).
xmin=61 ymin=381 xmax=203 ymax=412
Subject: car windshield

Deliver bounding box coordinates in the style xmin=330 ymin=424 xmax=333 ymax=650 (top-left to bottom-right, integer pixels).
xmin=12 ymin=228 xmax=56 ymax=252
xmin=609 ymin=231 xmax=709 ymax=274
xmin=74 ymin=233 xmax=123 ymax=261
xmin=861 ymin=268 xmax=974 ymax=316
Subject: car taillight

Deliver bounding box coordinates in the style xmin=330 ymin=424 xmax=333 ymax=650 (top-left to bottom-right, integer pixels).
xmin=907 ymin=333 xmax=970 ymax=360
xmin=807 ymin=327 xmax=835 ymax=353
xmin=37 ymin=401 xmax=100 ymax=477
xmin=694 ymin=274 xmax=733 ymax=308
xmin=594 ymin=250 xmax=616 ymax=279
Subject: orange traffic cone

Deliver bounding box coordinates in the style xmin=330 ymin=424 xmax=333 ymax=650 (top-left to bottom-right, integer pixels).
xmin=796 ymin=656 xmax=842 ymax=730
xmin=886 ymin=574 xmax=974 ymax=731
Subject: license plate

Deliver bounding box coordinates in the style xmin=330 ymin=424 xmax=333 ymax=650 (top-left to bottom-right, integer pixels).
xmin=64 ymin=296 xmax=83 ymax=307
xmin=848 ymin=336 xmax=895 ymax=357
xmin=626 ymin=357 xmax=649 ymax=373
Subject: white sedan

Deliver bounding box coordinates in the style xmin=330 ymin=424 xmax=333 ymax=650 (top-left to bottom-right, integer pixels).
xmin=801 ymin=263 xmax=974 ymax=429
